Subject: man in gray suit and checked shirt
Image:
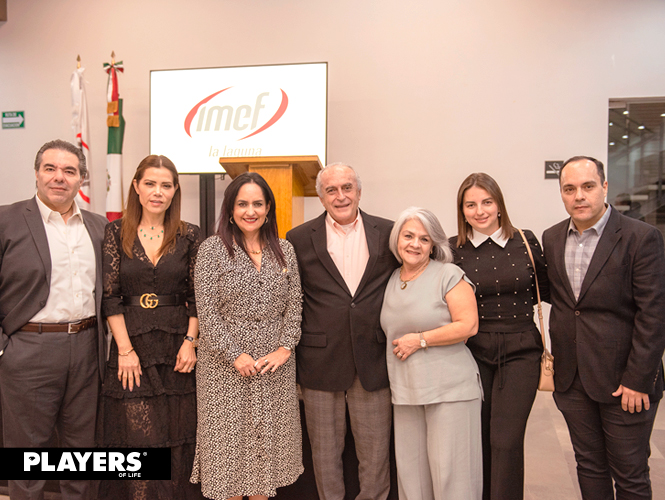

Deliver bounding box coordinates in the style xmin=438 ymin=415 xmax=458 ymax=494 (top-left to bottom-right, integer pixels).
xmin=287 ymin=163 xmax=399 ymax=500
xmin=0 ymin=139 xmax=108 ymax=500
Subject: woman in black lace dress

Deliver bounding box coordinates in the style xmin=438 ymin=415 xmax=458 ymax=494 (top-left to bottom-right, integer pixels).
xmin=97 ymin=155 xmax=204 ymax=499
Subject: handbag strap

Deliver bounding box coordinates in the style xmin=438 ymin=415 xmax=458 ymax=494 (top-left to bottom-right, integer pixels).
xmin=516 ymin=228 xmax=547 ymax=348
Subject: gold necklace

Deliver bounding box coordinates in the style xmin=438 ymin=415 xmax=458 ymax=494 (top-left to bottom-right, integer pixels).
xmin=399 ymin=259 xmax=430 ymax=290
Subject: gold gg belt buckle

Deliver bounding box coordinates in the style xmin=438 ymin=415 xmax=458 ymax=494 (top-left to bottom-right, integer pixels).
xmin=140 ymin=293 xmax=159 ymax=309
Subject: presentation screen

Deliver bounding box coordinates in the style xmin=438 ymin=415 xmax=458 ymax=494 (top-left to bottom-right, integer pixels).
xmin=150 ymin=62 xmax=327 ymax=174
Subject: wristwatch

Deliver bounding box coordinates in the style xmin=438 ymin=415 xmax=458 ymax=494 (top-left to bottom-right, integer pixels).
xmin=184 ymin=336 xmax=199 ymax=347
xmin=419 ymin=332 xmax=428 ymax=350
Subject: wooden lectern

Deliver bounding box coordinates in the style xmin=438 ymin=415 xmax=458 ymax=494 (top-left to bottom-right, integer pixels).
xmin=219 ymin=155 xmax=323 ymax=238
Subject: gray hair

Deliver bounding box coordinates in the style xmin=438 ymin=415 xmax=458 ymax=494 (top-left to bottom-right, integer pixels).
xmin=315 ymin=162 xmax=362 ymax=197
xmin=389 ymin=207 xmax=453 ymax=264
xmin=34 ymin=139 xmax=87 ymax=179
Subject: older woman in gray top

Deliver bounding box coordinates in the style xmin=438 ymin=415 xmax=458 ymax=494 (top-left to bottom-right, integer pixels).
xmin=380 ymin=207 xmax=482 ymax=500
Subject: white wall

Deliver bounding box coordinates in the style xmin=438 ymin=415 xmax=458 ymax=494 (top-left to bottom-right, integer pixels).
xmin=1 ymin=0 xmax=664 ymax=240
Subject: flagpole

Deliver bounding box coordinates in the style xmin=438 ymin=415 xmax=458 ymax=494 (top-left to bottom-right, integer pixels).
xmin=104 ymin=51 xmax=125 ymax=221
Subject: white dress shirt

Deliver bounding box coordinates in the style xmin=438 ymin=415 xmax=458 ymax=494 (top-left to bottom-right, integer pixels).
xmin=30 ymin=195 xmax=97 ymax=323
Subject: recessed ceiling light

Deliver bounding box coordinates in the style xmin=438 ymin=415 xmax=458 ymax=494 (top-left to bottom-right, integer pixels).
xmin=609 ymin=142 xmax=615 ymax=146
xmin=638 ymin=125 xmax=645 ymax=130
xmin=622 ymin=135 xmax=629 ymax=139
xmin=623 ymin=110 xmax=629 ymax=115
xmin=609 ymin=122 xmax=613 ymax=126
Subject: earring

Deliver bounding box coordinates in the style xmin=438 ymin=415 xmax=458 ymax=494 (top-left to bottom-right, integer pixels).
xmin=498 ymin=212 xmax=501 ymax=218
xmin=264 ymin=218 xmax=269 ymax=226
xmin=229 ymin=216 xmax=234 ymax=225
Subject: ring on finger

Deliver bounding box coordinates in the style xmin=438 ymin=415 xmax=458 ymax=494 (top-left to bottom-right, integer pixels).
xmin=264 ymin=359 xmax=269 ymax=365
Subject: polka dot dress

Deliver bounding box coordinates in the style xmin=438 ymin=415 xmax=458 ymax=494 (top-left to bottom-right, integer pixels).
xmin=191 ymin=236 xmax=303 ymax=499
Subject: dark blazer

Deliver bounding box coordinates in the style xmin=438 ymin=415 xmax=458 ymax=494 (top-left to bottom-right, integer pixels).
xmin=286 ymin=210 xmax=399 ymax=392
xmin=0 ymin=197 xmax=108 ymax=377
xmin=542 ymin=207 xmax=665 ymax=403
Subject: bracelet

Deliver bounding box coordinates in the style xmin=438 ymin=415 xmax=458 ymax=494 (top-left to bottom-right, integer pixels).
xmin=119 ymin=348 xmax=134 ymax=356
xmin=184 ymin=336 xmax=199 ymax=347
xmin=281 ymin=346 xmax=292 ymax=351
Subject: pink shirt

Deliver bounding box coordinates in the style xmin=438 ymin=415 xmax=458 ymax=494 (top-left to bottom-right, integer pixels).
xmin=326 ymin=211 xmax=369 ymax=296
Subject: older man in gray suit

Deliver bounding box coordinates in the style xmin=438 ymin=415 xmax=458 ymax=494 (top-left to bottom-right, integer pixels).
xmin=0 ymin=140 xmax=108 ymax=500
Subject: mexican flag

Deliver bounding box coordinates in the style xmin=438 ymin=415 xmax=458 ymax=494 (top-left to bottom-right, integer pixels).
xmin=104 ymin=58 xmax=125 ymax=221
xmin=71 ymin=66 xmax=92 ymax=210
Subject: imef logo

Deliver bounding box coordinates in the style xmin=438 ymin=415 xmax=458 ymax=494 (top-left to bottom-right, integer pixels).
xmin=184 ymin=86 xmax=288 ymax=140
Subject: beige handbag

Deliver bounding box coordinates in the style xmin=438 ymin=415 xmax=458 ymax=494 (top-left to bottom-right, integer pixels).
xmin=517 ymin=229 xmax=555 ymax=392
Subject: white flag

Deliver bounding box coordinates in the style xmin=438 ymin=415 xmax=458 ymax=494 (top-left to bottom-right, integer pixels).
xmin=71 ymin=67 xmax=92 ymax=210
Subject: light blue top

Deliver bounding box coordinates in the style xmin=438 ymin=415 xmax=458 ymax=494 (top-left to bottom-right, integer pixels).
xmin=380 ymin=260 xmax=482 ymax=405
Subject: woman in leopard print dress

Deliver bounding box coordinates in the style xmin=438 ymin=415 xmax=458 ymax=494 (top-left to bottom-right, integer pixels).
xmin=191 ymin=172 xmax=303 ymax=500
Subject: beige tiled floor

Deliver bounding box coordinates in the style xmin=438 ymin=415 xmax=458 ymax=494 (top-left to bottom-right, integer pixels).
xmin=1 ymin=392 xmax=662 ymax=500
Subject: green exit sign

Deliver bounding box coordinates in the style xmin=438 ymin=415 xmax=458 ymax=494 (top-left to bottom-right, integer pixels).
xmin=2 ymin=111 xmax=25 ymax=129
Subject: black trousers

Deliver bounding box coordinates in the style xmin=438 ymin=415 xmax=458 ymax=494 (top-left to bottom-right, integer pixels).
xmin=553 ymin=372 xmax=659 ymax=500
xmin=466 ymin=326 xmax=542 ymax=500
xmin=0 ymin=327 xmax=98 ymax=500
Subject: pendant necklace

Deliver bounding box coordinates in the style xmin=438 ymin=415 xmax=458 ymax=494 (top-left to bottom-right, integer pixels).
xmin=399 ymin=259 xmax=430 ymax=290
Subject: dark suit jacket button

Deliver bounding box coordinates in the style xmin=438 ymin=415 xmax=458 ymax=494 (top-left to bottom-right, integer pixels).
xmin=575 ymin=310 xmax=580 ymax=316
xmin=350 ymin=302 xmax=356 ymax=308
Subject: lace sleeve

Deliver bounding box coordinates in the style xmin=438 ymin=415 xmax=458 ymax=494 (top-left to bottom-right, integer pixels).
xmin=185 ymin=223 xmax=202 ymax=318
xmin=278 ymin=240 xmax=303 ymax=350
xmin=102 ymin=220 xmax=126 ymax=317
xmin=194 ymin=236 xmax=243 ymax=363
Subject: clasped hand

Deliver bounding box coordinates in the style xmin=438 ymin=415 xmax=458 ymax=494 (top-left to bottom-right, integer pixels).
xmin=234 ymin=347 xmax=292 ymax=377
xmin=392 ymin=333 xmax=421 ymax=361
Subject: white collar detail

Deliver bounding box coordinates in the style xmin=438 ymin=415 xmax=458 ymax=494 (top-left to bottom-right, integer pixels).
xmin=470 ymin=227 xmax=509 ymax=248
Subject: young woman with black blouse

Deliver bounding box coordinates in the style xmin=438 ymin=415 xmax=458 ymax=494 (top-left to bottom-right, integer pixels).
xmin=451 ymin=173 xmax=549 ymax=500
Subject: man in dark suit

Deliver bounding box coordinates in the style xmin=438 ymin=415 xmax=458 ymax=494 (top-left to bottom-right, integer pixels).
xmin=543 ymin=156 xmax=665 ymax=500
xmin=286 ymin=163 xmax=398 ymax=500
xmin=0 ymin=139 xmax=108 ymax=500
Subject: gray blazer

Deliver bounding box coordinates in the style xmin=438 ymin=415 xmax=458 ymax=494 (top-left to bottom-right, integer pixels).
xmin=0 ymin=197 xmax=108 ymax=378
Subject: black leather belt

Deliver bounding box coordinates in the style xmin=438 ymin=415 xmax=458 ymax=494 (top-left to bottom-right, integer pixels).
xmin=22 ymin=317 xmax=97 ymax=334
xmin=123 ymin=294 xmax=186 ymax=309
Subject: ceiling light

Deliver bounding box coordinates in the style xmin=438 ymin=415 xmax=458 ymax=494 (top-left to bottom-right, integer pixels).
xmin=623 ymin=110 xmax=629 ymax=115
xmin=609 ymin=142 xmax=615 ymax=146
xmin=638 ymin=125 xmax=645 ymax=130
xmin=622 ymin=135 xmax=629 ymax=139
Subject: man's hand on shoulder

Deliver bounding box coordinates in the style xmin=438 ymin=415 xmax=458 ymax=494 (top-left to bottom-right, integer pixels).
xmin=612 ymin=384 xmax=651 ymax=413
